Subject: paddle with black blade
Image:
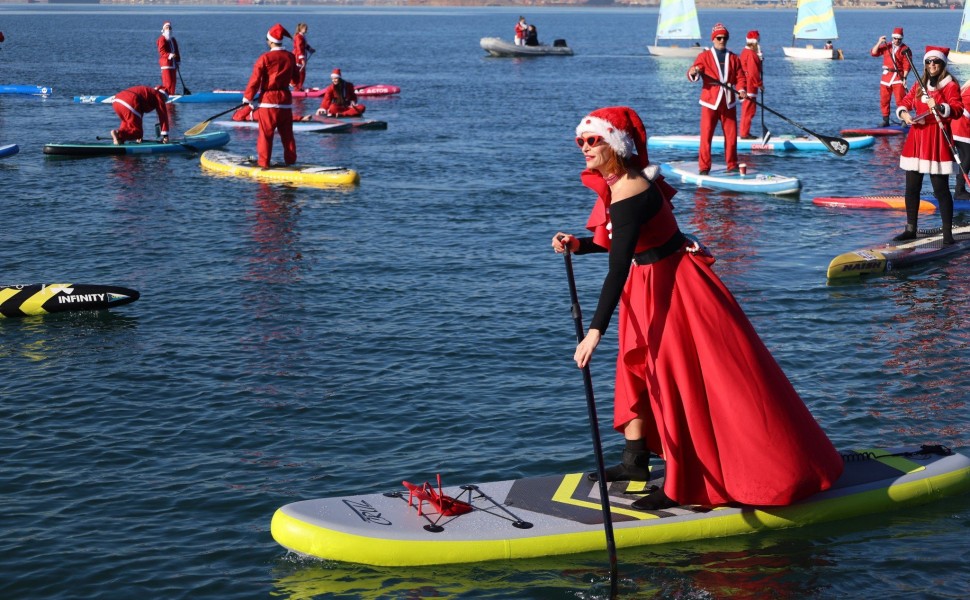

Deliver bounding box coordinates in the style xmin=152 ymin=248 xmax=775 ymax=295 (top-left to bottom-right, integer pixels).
xmin=184 ymin=102 xmax=249 ymax=136
xmin=698 ymin=71 xmax=849 ymax=156
xmin=759 ymin=56 xmax=771 ymax=145
xmin=176 ymin=64 xmax=191 ymax=96
xmin=559 ymin=237 xmax=619 ymax=599
xmin=900 ymin=47 xmax=970 ymax=188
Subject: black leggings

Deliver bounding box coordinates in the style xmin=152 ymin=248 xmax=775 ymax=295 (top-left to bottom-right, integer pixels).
xmin=905 ymin=170 xmax=953 ymax=232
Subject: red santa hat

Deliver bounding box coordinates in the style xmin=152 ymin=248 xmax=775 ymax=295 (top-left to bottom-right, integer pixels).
xmin=575 ymin=106 xmax=653 ymax=172
xmin=331 ymin=68 xmax=342 ymax=78
xmin=924 ymin=45 xmax=950 ymax=65
xmin=711 ymin=23 xmax=729 ymax=41
xmin=892 ymin=27 xmax=904 ymax=39
xmin=266 ymin=23 xmax=291 ymax=44
xmin=162 ymin=21 xmax=172 ymax=30
xmin=746 ymin=30 xmax=760 ymax=43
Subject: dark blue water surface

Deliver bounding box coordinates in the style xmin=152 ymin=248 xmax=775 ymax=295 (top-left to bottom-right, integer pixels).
xmin=1 ymin=5 xmax=969 ymax=599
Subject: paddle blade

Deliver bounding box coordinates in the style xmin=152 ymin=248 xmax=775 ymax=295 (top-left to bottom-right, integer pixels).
xmin=820 ymin=135 xmax=850 ymax=156
xmin=183 ymin=120 xmax=210 ymax=137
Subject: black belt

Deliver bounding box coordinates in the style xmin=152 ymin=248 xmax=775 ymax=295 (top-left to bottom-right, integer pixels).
xmin=632 ymin=231 xmax=688 ymax=266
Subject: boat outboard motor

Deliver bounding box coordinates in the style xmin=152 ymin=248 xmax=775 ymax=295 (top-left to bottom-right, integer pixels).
xmin=553 ymin=39 xmax=567 ymax=47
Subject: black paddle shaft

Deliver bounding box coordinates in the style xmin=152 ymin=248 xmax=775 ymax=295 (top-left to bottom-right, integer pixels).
xmin=561 ymin=247 xmax=619 ymax=598
xmin=177 ymin=64 xmax=191 ymax=95
xmin=697 ymin=71 xmax=849 ymax=156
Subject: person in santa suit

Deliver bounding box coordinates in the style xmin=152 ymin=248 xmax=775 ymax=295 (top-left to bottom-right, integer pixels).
xmin=316 ymin=68 xmax=366 ymax=117
xmin=243 ymin=23 xmax=298 ymax=168
xmin=552 ymin=106 xmax=843 ymax=511
xmin=871 ymin=28 xmax=912 ymax=128
xmin=739 ymin=30 xmax=763 ymax=140
xmin=896 ymin=46 xmax=963 ymax=245
xmin=291 ymin=23 xmax=315 ymax=92
xmin=950 ymin=80 xmax=970 ymax=200
xmin=687 ymin=23 xmax=748 ymax=175
xmin=109 ymin=85 xmax=170 ymax=145
xmin=514 ymin=16 xmax=528 ymax=46
xmin=156 ymin=21 xmax=181 ymax=96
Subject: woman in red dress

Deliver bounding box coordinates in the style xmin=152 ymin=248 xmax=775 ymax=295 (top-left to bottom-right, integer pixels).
xmin=552 ymin=106 xmax=843 ymax=510
xmin=896 ymin=46 xmax=964 ymax=244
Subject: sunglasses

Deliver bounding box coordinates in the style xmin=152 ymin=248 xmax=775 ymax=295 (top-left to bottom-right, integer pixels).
xmin=575 ymin=135 xmax=604 ymax=148
xmin=925 ymin=59 xmax=945 ymax=66
xmin=714 ymin=36 xmax=727 ymax=41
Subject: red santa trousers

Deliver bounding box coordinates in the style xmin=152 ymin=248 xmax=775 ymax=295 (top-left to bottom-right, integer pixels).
xmin=160 ymin=69 xmax=177 ymax=96
xmin=739 ymin=96 xmax=758 ymax=138
xmin=880 ymin=84 xmax=905 ymax=118
xmin=699 ymin=104 xmax=739 ymax=171
xmin=255 ymin=107 xmax=296 ymax=168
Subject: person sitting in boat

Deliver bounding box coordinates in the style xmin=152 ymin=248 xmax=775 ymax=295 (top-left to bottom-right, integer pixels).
xmin=514 ymin=16 xmax=528 ymax=46
xmin=552 ymin=106 xmax=844 ymax=511
xmin=871 ymin=28 xmax=912 ymax=128
xmin=316 ymin=68 xmax=366 ymax=118
xmin=525 ymin=24 xmax=539 ymax=47
xmin=739 ymin=30 xmax=763 ymax=140
xmin=823 ymin=41 xmax=833 ymax=50
xmin=109 ymin=85 xmax=170 ymax=145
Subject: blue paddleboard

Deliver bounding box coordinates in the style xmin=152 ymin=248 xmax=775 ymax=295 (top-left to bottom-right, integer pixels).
xmin=648 ymin=134 xmax=874 ymax=153
xmin=660 ymin=161 xmax=801 ymax=195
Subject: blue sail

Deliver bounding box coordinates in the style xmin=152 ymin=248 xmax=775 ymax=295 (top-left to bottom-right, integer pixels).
xmin=792 ymin=0 xmax=838 ymax=41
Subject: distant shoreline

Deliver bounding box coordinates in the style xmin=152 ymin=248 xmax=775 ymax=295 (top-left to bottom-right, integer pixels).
xmin=2 ymin=0 xmax=956 ymax=8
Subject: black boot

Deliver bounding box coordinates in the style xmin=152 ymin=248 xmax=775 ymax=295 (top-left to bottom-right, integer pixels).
xmin=954 ymin=175 xmax=970 ymax=200
xmin=893 ymin=223 xmax=917 ymax=242
xmin=631 ymin=487 xmax=679 ymax=511
xmin=588 ymin=438 xmax=650 ymax=482
xmin=880 ymin=115 xmax=890 ymax=127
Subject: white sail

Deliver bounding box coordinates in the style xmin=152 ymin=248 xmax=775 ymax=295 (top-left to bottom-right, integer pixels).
xmin=647 ymin=0 xmax=702 ymax=58
xmin=951 ymin=1 xmax=970 ymax=62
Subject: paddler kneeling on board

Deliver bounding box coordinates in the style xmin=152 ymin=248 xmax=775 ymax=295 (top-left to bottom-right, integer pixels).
xmin=552 ymin=106 xmax=844 ymax=511
xmin=109 ymin=85 xmax=170 ymax=145
xmin=316 ymin=68 xmax=366 ymax=118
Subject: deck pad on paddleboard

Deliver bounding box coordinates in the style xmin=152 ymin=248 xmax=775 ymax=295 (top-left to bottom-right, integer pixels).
xmin=200 ymin=150 xmax=359 ymax=186
xmin=813 ymin=195 xmax=970 ymax=213
xmin=827 ymin=224 xmax=970 ymax=279
xmin=271 ymin=445 xmax=970 ymax=566
xmin=648 ymin=134 xmax=874 ymax=153
xmin=43 ymin=132 xmax=230 ymax=157
xmin=660 ymin=161 xmax=801 ymax=195
xmin=312 ymin=115 xmax=388 ymax=130
xmin=1 ymin=283 xmax=139 ymax=318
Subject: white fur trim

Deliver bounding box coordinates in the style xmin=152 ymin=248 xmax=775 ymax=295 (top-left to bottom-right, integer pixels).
xmin=576 ymin=115 xmax=634 ymax=157
xmin=746 ymin=37 xmax=757 ymax=43
xmin=267 ymin=33 xmax=282 ymax=43
xmin=924 ymin=49 xmax=947 ymax=64
xmin=643 ymin=164 xmax=660 ymax=181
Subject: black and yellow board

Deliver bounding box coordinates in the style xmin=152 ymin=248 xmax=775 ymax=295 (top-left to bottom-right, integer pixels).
xmin=271 ymin=445 xmax=970 ymax=567
xmin=827 ymin=224 xmax=970 ymax=279
xmin=0 ymin=283 xmax=139 ymax=318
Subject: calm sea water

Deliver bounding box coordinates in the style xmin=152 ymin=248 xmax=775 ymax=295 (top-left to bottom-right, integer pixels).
xmin=1 ymin=5 xmax=969 ymax=599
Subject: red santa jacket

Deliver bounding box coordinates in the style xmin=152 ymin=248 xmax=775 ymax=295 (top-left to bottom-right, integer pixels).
xmin=950 ymin=81 xmax=970 ymax=143
xmin=243 ymin=47 xmax=297 ymax=109
xmin=293 ymin=32 xmax=313 ymax=65
xmin=157 ymin=34 xmax=180 ymax=70
xmin=687 ymin=48 xmax=747 ymax=110
xmin=871 ymin=42 xmax=911 ymax=86
xmin=320 ymin=80 xmax=358 ymax=112
xmin=114 ymin=86 xmax=170 ymax=135
xmin=740 ymin=47 xmax=762 ymax=96
xmin=897 ymin=75 xmax=963 ymax=168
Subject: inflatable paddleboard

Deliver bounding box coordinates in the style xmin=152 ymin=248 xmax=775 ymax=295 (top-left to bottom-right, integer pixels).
xmin=1 ymin=283 xmax=139 ymax=318
xmin=0 ymin=144 xmax=19 ymax=159
xmin=812 ymin=195 xmax=970 ymax=213
xmin=43 ymin=132 xmax=230 ymax=157
xmin=354 ymin=84 xmax=401 ymax=96
xmin=312 ymin=116 xmax=388 ymax=130
xmin=660 ymin=161 xmax=801 ymax=195
xmin=0 ymin=84 xmax=53 ymax=96
xmin=200 ymin=150 xmax=359 ymax=187
xmin=271 ymin=445 xmax=970 ymax=567
xmin=74 ymin=91 xmax=242 ymax=104
xmin=648 ymin=134 xmax=874 ymax=153
xmin=214 ymin=88 xmax=326 ymax=99
xmin=827 ymin=224 xmax=970 ymax=279
xmin=839 ymin=126 xmax=907 ymax=136
xmin=210 ymin=120 xmax=352 ymax=133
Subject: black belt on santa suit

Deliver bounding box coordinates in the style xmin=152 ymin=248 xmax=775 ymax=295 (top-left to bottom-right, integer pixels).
xmin=632 ymin=231 xmax=689 ymax=266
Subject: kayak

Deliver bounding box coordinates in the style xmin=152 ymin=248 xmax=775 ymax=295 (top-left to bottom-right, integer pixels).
xmin=660 ymin=161 xmax=801 ymax=195
xmin=0 ymin=144 xmax=19 ymax=159
xmin=200 ymin=150 xmax=359 ymax=187
xmin=0 ymin=84 xmax=53 ymax=96
xmin=74 ymin=91 xmax=243 ymax=104
xmin=210 ymin=120 xmax=352 ymax=133
xmin=840 ymin=126 xmax=907 ymax=136
xmin=1 ymin=283 xmax=139 ymax=318
xmin=271 ymin=444 xmax=970 ymax=566
xmin=312 ymin=115 xmax=388 ymax=130
xmin=480 ymin=37 xmax=574 ymax=57
xmin=354 ymin=84 xmax=401 ymax=96
xmin=43 ymin=132 xmax=230 ymax=157
xmin=648 ymin=134 xmax=875 ymax=153
xmin=827 ymin=224 xmax=970 ymax=279
xmin=813 ymin=195 xmax=970 ymax=213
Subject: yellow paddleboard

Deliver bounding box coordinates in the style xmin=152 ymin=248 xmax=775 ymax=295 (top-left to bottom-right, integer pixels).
xmin=827 ymin=224 xmax=970 ymax=280
xmin=200 ymin=150 xmax=359 ymax=187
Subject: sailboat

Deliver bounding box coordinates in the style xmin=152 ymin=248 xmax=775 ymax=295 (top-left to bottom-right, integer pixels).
xmin=949 ymin=1 xmax=970 ymax=64
xmin=646 ymin=0 xmax=703 ymax=58
xmin=782 ymin=0 xmax=842 ymax=60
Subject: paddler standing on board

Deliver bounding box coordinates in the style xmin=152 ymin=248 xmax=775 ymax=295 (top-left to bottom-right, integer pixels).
xmin=243 ymin=23 xmax=298 ymax=168
xmin=291 ymin=23 xmax=315 ymax=92
xmin=687 ymin=23 xmax=747 ymax=176
xmin=156 ymin=21 xmax=181 ymax=96
xmin=951 ymin=79 xmax=970 ymax=200
xmin=109 ymin=85 xmax=170 ymax=145
xmin=871 ymin=28 xmax=911 ymax=128
xmin=739 ymin=30 xmax=763 ymax=140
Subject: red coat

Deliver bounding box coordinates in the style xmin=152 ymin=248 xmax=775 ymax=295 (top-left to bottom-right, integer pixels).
xmin=319 ymin=80 xmax=358 ymax=112
xmin=243 ymin=47 xmax=297 ymax=108
xmin=514 ymin=21 xmax=527 ymax=41
xmin=740 ymin=47 xmax=762 ymax=96
xmin=112 ymin=85 xmax=170 ymax=139
xmin=897 ymin=74 xmax=963 ymax=174
xmin=871 ymin=42 xmax=911 ymax=86
xmin=687 ymin=48 xmax=747 ymax=110
xmin=952 ymin=81 xmax=970 ymax=143
xmin=156 ymin=34 xmax=180 ymax=69
xmin=293 ymin=32 xmax=313 ymax=64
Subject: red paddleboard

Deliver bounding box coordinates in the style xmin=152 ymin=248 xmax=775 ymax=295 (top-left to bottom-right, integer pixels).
xmin=214 ymin=88 xmax=326 ymax=98
xmin=813 ymin=195 xmax=938 ymax=213
xmin=839 ymin=126 xmax=907 ymax=136
xmin=354 ymin=84 xmax=400 ymax=96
